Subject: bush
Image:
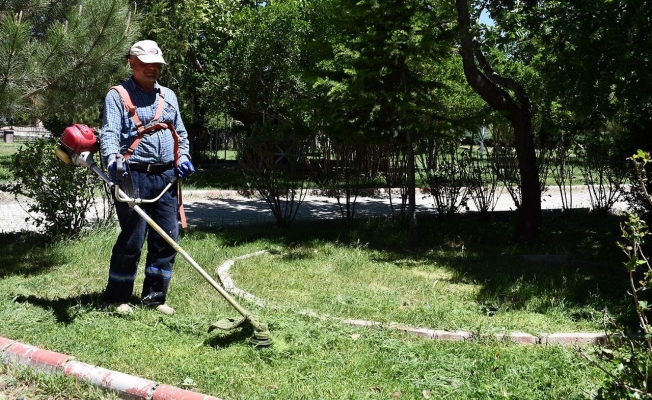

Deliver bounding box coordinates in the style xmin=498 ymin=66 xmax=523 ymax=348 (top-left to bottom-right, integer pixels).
xmin=0 ymin=139 xmax=111 ymax=237
xmin=235 ymin=123 xmax=312 ymax=227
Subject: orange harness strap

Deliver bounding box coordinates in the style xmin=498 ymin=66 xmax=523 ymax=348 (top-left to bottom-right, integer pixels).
xmin=110 ymin=85 xmax=187 ymax=228
xmin=111 ymin=85 xmax=166 ymax=161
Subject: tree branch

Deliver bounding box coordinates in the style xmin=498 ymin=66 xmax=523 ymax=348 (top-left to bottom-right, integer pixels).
xmin=455 ymin=0 xmax=516 ymax=113
xmin=472 ymin=40 xmax=529 ymax=110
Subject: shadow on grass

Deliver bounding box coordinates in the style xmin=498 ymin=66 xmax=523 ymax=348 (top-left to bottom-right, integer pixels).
xmin=0 ymin=232 xmax=61 ymax=278
xmin=5 ymin=205 xmax=635 ymax=331
xmin=13 ymin=292 xmax=105 ymax=325
xmin=203 ymin=324 xmax=255 ymax=349
xmin=184 ymin=208 xmax=637 ymax=327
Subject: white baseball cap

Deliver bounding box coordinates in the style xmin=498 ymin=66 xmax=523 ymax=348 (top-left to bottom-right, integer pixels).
xmin=129 ymin=40 xmax=166 ymax=64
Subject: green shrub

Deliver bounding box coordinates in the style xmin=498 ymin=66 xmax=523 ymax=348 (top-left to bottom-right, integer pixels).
xmin=0 ymin=139 xmax=111 ymax=237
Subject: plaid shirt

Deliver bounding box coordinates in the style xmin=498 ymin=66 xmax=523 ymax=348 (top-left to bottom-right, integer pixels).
xmin=100 ymin=77 xmax=190 ymax=167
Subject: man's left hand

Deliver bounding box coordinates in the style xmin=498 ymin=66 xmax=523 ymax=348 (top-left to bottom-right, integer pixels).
xmin=176 ymin=160 xmax=196 ymax=179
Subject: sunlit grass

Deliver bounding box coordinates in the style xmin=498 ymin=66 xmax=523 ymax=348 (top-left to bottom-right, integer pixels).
xmin=0 ymin=210 xmax=629 ymax=398
xmin=0 ymin=143 xmax=23 ymax=184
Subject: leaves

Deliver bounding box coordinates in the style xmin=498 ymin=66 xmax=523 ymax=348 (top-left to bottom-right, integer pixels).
xmin=0 ymin=0 xmax=137 ymax=123
xmin=312 ymin=0 xmax=465 ymax=141
xmin=1 ymin=139 xmax=109 ymax=236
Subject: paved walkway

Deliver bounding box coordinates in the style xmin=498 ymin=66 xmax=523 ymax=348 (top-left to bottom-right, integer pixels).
xmin=0 ymin=185 xmax=628 ymax=233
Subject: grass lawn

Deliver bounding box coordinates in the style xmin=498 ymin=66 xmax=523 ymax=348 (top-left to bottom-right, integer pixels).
xmin=0 ymin=209 xmax=633 ymax=399
xmin=0 ymin=143 xmax=24 ymax=184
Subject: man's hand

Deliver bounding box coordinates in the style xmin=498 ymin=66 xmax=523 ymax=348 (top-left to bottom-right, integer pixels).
xmin=108 ymin=162 xmax=117 ymax=182
xmin=107 ymin=154 xmax=123 ymax=183
xmin=176 ymin=160 xmax=196 ymax=179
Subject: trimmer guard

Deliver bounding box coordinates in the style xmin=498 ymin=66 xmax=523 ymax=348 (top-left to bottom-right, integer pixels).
xmin=209 ymin=317 xmax=247 ymax=332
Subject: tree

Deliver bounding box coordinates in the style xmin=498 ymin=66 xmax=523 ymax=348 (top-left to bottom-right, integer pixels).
xmin=310 ymin=0 xmax=461 ymax=244
xmin=203 ymin=1 xmax=311 ymax=133
xmin=455 ymin=0 xmax=541 ymax=242
xmin=204 ymin=1 xmax=316 ymax=226
xmin=0 ymin=0 xmax=138 ymax=127
xmin=514 ymin=1 xmax=652 ymax=211
xmin=479 ymin=1 xmax=652 ymax=217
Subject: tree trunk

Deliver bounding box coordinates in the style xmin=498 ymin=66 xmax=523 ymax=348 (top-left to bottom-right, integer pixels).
xmin=455 ymin=0 xmax=541 ymax=242
xmin=401 ymin=64 xmax=418 ymax=246
xmin=406 ymin=129 xmax=418 ymax=246
xmin=509 ymin=110 xmax=541 ymax=242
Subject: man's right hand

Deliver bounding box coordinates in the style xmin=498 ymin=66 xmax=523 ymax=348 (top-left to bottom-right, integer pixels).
xmin=108 ymin=162 xmax=117 ymax=182
xmin=107 ymin=154 xmax=122 ymax=183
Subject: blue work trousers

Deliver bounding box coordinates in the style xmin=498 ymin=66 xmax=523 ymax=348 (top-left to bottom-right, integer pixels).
xmin=104 ymin=168 xmax=179 ymax=305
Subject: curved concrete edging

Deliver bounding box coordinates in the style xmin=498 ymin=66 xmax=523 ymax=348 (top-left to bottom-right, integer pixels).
xmin=216 ymin=250 xmax=610 ymax=347
xmin=0 ymin=337 xmax=221 ymax=400
xmin=0 ymin=250 xmax=611 ymax=399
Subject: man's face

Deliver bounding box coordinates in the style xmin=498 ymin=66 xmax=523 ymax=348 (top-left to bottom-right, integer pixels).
xmin=129 ymin=56 xmax=162 ymax=87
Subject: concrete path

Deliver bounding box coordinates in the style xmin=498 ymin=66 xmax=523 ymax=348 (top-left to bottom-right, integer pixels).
xmin=0 ymin=185 xmax=629 ymax=233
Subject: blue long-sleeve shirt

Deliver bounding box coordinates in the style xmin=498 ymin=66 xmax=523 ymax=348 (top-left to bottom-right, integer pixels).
xmin=100 ymin=77 xmax=190 ymax=168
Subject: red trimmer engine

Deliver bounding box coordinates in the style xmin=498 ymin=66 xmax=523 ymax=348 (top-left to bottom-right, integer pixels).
xmin=55 ymin=124 xmax=99 ymax=167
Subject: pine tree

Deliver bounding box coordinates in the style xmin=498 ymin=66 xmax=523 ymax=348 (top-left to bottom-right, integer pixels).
xmin=0 ymin=0 xmax=138 ymax=125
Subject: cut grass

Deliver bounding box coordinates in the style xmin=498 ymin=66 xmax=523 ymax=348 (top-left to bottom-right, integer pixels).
xmin=0 ymin=363 xmax=118 ymax=399
xmin=0 ymin=210 xmax=631 ymax=398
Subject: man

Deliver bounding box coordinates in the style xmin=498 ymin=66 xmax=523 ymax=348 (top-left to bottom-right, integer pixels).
xmin=100 ymin=40 xmax=195 ymax=315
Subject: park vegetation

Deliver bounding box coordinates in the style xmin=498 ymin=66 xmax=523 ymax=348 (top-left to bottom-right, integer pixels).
xmin=3 ymin=0 xmax=652 ymax=398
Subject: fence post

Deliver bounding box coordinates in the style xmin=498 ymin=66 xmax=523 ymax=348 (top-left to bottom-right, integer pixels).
xmin=3 ymin=129 xmax=14 ymax=143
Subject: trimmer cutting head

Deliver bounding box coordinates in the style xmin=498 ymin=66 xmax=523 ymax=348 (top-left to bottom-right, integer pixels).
xmin=248 ymin=325 xmax=272 ymax=347
xmin=209 ymin=316 xmax=272 ymax=347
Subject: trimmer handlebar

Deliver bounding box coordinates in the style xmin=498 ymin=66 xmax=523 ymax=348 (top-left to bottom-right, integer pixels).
xmin=79 ymin=155 xmax=175 ymax=206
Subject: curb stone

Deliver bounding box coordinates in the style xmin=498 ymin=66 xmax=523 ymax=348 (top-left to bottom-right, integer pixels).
xmin=218 ymin=252 xmax=609 ymax=347
xmin=0 ymin=337 xmax=221 ymax=400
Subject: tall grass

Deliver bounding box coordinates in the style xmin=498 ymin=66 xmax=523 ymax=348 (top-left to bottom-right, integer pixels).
xmin=0 ymin=210 xmax=630 ymax=398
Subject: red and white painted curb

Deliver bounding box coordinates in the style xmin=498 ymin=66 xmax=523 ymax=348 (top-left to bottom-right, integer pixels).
xmin=0 ymin=336 xmax=221 ymax=400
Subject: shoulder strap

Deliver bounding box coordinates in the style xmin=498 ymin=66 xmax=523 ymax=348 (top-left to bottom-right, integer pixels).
xmin=153 ymin=88 xmax=165 ymax=121
xmin=111 ymin=85 xmax=143 ymax=132
xmin=111 ymin=85 xmax=166 ymax=133
xmin=111 ymin=85 xmax=169 ymax=161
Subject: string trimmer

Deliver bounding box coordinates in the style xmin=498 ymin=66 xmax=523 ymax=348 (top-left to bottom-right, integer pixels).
xmin=55 ymin=124 xmax=271 ymax=347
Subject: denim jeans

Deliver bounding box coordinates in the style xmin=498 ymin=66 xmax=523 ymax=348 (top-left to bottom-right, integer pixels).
xmin=104 ymin=168 xmax=178 ymax=305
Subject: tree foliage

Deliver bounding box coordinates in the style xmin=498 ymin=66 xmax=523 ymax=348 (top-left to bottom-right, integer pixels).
xmin=480 ymin=0 xmax=652 ymax=216
xmin=203 ymin=0 xmax=312 ymax=132
xmin=311 ymin=0 xmax=465 ymax=141
xmin=0 ymin=0 xmax=138 ymax=127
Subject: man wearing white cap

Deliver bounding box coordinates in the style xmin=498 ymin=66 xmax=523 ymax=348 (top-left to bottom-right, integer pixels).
xmin=100 ymin=40 xmax=195 ymax=315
